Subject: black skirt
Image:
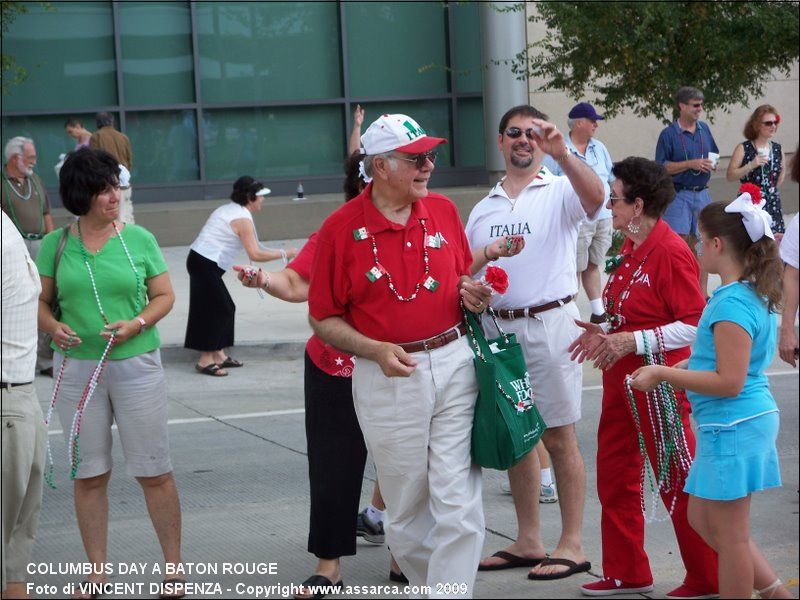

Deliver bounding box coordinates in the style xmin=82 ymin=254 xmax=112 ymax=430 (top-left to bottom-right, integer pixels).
xmin=184 ymin=249 xmax=235 ymax=351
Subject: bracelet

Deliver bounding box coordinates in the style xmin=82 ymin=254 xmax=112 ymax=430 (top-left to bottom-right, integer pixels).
xmin=483 ymin=245 xmax=496 ymax=262
xmin=279 ymin=248 xmax=287 ymax=263
xmin=263 ymin=271 xmax=271 ymax=291
xmin=556 ymin=148 xmax=571 ymax=164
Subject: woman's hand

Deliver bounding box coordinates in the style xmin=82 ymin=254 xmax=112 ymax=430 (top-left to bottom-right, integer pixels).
xmin=101 ymin=319 xmax=140 ymax=344
xmin=52 ymin=322 xmax=82 ymax=350
xmin=628 ymin=365 xmax=665 ymax=392
xmin=591 ymin=331 xmax=636 ymax=370
xmin=233 ymin=265 xmax=267 ymax=289
xmin=486 ymin=236 xmax=525 ymax=260
xmin=284 ymin=247 xmax=299 ymax=261
xmin=568 ymin=320 xmax=605 ymax=363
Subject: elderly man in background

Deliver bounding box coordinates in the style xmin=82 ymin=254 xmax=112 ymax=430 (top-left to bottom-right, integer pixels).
xmin=90 ymin=111 xmax=135 ymax=223
xmin=1 ymin=211 xmax=48 ymax=600
xmin=2 ymin=136 xmax=55 ymax=376
xmin=543 ymin=101 xmax=615 ymax=324
xmin=309 ymin=114 xmax=491 ymax=597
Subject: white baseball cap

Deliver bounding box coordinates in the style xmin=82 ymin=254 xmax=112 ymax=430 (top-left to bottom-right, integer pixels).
xmin=360 ymin=114 xmax=447 ymax=155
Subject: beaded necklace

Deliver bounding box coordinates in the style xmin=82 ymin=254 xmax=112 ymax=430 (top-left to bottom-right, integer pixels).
xmin=602 ymin=253 xmax=651 ymax=331
xmin=46 ymin=220 xmax=142 ymax=481
xmin=368 ymin=218 xmax=434 ymax=302
xmin=624 ymin=327 xmax=692 ymax=523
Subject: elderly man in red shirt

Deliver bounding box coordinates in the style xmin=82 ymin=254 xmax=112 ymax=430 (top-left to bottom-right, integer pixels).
xmin=309 ymin=114 xmax=491 ymax=596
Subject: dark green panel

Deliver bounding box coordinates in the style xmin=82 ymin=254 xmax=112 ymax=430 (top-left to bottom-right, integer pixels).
xmin=456 ymin=99 xmax=485 ymax=167
xmin=452 ymin=1 xmax=483 ymax=94
xmin=346 ymin=2 xmax=448 ymax=97
xmin=197 ymin=2 xmax=341 ymax=103
xmin=203 ymin=106 xmax=345 ymax=181
xmin=119 ymin=2 xmax=195 ymax=105
xmin=3 ymin=2 xmax=117 ymax=111
xmin=125 ymin=110 xmax=199 ymax=183
xmin=359 ymin=101 xmax=452 ymax=167
xmin=2 ymin=114 xmax=99 ymax=188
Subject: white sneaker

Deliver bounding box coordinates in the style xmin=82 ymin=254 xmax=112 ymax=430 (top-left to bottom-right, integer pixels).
xmin=539 ymin=482 xmax=558 ymax=503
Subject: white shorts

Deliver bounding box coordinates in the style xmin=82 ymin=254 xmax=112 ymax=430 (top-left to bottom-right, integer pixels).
xmin=53 ymin=349 xmax=172 ymax=479
xmin=484 ymin=301 xmax=583 ymax=427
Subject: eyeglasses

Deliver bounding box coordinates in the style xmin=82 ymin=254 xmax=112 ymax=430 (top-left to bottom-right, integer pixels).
xmin=504 ymin=127 xmax=538 ymax=140
xmin=392 ymin=151 xmax=438 ymax=169
xmin=762 ymin=120 xmax=779 ymax=127
xmin=608 ymin=194 xmax=629 ymax=205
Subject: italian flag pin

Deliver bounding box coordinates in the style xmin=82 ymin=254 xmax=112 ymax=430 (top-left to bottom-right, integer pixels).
xmin=423 ymin=276 xmax=439 ymax=292
xmin=426 ymin=234 xmax=441 ymax=249
xmin=353 ymin=227 xmax=369 ymax=241
xmin=365 ymin=265 xmax=385 ymax=282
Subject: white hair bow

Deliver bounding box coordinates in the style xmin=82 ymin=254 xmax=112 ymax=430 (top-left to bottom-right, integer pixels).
xmin=724 ymin=192 xmax=774 ymax=242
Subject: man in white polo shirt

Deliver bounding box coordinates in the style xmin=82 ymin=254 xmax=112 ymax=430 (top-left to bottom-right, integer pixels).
xmin=466 ymin=104 xmax=604 ymax=581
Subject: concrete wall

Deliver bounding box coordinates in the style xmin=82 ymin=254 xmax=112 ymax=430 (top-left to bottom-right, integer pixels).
xmin=524 ymin=4 xmax=799 ymax=213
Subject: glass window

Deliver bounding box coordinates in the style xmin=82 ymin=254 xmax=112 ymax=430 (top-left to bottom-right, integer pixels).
xmin=1 ymin=114 xmax=98 ymax=188
xmin=3 ymin=2 xmax=117 ymax=112
xmin=451 ymin=2 xmax=483 ymax=94
xmin=203 ymin=106 xmax=345 ymax=181
xmin=124 ymin=110 xmax=199 ymax=183
xmin=346 ymin=2 xmax=448 ymax=97
xmin=119 ymin=2 xmax=194 ymax=105
xmin=197 ymin=2 xmax=341 ymax=104
xmin=359 ymin=101 xmax=452 ymax=167
xmin=456 ymin=99 xmax=485 ymax=167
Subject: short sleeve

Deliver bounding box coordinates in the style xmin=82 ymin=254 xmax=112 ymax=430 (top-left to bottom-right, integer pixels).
xmin=655 ymin=128 xmax=670 ymax=164
xmin=779 ymin=214 xmax=799 ymax=269
xmin=35 ymin=228 xmax=61 ymax=278
xmin=287 ymin=233 xmax=317 ymax=281
xmin=308 ymin=226 xmax=349 ymax=321
xmin=450 ymin=205 xmax=473 ymax=276
xmin=661 ymin=243 xmax=704 ymax=326
xmin=139 ymin=228 xmax=168 ymax=278
xmin=707 ymin=126 xmax=719 ymax=154
xmin=708 ymin=295 xmax=757 ymax=340
xmin=560 ymin=177 xmax=593 ymax=224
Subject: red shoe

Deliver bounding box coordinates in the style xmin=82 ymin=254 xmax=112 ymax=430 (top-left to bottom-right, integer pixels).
xmin=581 ymin=577 xmax=654 ymax=596
xmin=666 ymin=584 xmax=719 ymax=599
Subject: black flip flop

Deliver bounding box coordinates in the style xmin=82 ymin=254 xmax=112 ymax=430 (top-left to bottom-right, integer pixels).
xmin=527 ymin=557 xmax=591 ymax=580
xmin=478 ymin=550 xmax=547 ymax=571
xmin=218 ymin=356 xmax=244 ymax=368
xmin=389 ymin=570 xmax=409 ymax=583
xmin=195 ymin=363 xmax=227 ymax=377
xmin=293 ymin=575 xmax=343 ymax=599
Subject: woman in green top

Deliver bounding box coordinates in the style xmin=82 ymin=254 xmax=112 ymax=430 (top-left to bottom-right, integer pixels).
xmin=36 ymin=149 xmax=185 ymax=599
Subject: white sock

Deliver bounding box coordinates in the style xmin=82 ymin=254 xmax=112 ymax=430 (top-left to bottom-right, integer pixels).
xmin=540 ymin=468 xmax=553 ymax=487
xmin=366 ymin=505 xmax=384 ymax=522
xmin=590 ymin=298 xmax=604 ymax=315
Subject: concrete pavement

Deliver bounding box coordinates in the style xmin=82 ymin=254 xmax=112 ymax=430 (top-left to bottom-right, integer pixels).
xmin=25 ymin=235 xmax=800 ymax=599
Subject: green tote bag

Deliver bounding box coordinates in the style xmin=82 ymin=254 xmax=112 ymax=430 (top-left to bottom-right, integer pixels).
xmin=464 ymin=308 xmax=546 ymax=470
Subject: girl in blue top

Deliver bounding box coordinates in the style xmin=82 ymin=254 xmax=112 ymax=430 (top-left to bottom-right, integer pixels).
xmin=629 ymin=187 xmax=790 ymax=600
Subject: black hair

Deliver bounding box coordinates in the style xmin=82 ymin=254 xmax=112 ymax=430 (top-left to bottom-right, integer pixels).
xmin=498 ymin=105 xmax=548 ymax=135
xmin=59 ymin=148 xmax=120 ymax=216
xmin=343 ymin=151 xmax=366 ymax=201
xmin=65 ymin=117 xmax=83 ymax=129
xmin=230 ymin=175 xmax=265 ymax=206
xmin=95 ymin=112 xmax=114 ymax=128
xmin=611 ymin=157 xmax=675 ymax=219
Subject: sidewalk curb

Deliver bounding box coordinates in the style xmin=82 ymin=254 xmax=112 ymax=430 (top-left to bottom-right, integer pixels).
xmin=160 ymin=341 xmax=307 ymax=363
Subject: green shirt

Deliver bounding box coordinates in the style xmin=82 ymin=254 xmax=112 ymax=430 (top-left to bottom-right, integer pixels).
xmin=36 ymin=224 xmax=167 ymax=360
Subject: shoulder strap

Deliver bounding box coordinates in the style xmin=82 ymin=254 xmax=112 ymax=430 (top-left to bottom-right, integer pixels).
xmin=53 ymin=224 xmax=70 ymax=278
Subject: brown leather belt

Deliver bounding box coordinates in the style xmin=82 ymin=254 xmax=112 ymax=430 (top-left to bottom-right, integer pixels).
xmin=399 ymin=322 xmax=467 ymax=353
xmin=495 ymin=295 xmax=574 ymax=320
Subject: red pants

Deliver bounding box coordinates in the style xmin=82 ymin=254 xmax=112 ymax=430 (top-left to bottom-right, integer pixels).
xmin=597 ymin=355 xmax=718 ymax=590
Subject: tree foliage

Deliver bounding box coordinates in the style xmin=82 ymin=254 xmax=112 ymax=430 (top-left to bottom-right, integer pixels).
xmin=514 ymin=1 xmax=800 ymax=122
xmin=1 ymin=1 xmax=51 ymax=95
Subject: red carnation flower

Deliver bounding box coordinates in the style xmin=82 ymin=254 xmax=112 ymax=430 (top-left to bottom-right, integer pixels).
xmin=484 ymin=265 xmax=509 ymax=295
xmin=739 ymin=182 xmax=762 ymax=204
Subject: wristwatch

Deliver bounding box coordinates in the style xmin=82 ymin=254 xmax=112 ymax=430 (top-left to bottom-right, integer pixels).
xmin=135 ymin=316 xmax=148 ymax=334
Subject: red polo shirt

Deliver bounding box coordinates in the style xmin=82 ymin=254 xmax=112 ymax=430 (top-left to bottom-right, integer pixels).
xmin=605 ymin=218 xmax=705 ymax=344
xmin=288 ymin=233 xmax=355 ymax=378
xmin=309 ymin=183 xmax=472 ymax=344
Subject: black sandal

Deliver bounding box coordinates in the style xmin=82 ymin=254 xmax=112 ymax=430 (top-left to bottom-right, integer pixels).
xmin=195 ymin=363 xmax=227 ymax=377
xmin=218 ymin=356 xmax=244 ymax=368
xmin=293 ymin=575 xmax=343 ymax=599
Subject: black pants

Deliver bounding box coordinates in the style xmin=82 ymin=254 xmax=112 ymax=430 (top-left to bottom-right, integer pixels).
xmin=304 ymin=352 xmax=368 ymax=559
xmin=184 ymin=249 xmax=235 ymax=351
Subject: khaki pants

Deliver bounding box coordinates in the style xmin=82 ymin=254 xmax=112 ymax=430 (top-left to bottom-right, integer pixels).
xmin=1 ymin=384 xmax=46 ymax=589
xmin=352 ymin=336 xmax=484 ymax=598
xmin=22 ymin=238 xmax=53 ymax=372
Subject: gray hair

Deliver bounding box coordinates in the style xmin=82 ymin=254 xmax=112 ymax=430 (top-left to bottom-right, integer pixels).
xmin=566 ymin=117 xmax=576 ymax=131
xmin=95 ymin=111 xmax=114 ymax=128
xmin=4 ymin=136 xmax=34 ymax=161
xmin=675 ymin=86 xmax=704 ymax=106
xmin=363 ymin=152 xmax=398 ymax=178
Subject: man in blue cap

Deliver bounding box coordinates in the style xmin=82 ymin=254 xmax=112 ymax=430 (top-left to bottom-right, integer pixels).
xmin=543 ymin=102 xmax=614 ymax=325
xmin=655 ymin=86 xmax=719 ymax=295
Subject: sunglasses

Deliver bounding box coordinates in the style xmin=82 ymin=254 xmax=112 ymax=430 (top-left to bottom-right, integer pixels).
xmin=762 ymin=120 xmax=779 ymax=127
xmin=504 ymin=127 xmax=539 ymax=140
xmin=689 ymin=102 xmax=703 ymax=108
xmin=392 ymin=150 xmax=438 ymax=169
